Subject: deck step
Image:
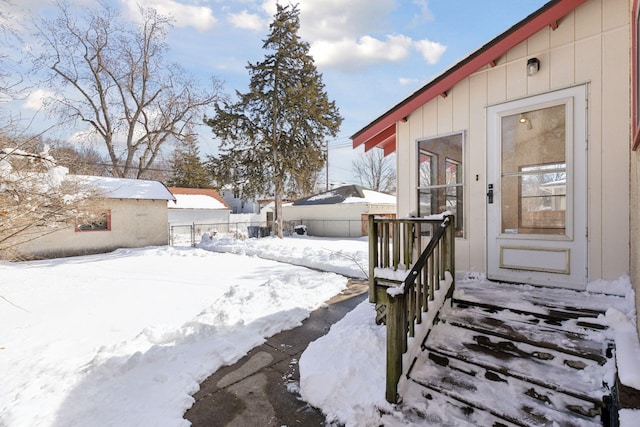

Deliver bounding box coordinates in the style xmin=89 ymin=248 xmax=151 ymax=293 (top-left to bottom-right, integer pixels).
xmin=391 ymin=380 xmax=522 ymax=426
xmin=423 ymin=318 xmax=613 ymax=403
xmin=391 ymin=280 xmax=622 ymax=425
xmin=438 ymin=302 xmax=613 ymax=365
xmin=453 ymin=280 xmax=627 ymax=321
xmin=408 ymin=350 xmax=604 ymax=427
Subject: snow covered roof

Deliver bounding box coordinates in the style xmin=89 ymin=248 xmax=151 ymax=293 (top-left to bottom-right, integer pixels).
xmin=167 ymin=187 xmax=230 ymax=210
xmin=291 ymin=185 xmax=396 ymax=206
xmin=70 ymin=175 xmax=176 ymax=201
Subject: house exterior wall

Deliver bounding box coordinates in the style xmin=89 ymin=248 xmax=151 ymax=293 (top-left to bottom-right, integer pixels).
xmin=632 ymin=145 xmax=640 ymax=336
xmin=221 ymin=191 xmax=260 ymax=214
xmin=17 ymin=198 xmax=169 ymax=259
xmin=396 ymin=0 xmax=630 ymax=281
xmin=282 ymin=203 xmax=395 ymax=237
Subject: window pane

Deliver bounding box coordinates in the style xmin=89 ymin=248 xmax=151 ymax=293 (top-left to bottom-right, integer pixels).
xmin=500 ymin=103 xmax=567 ymax=235
xmin=417 ymin=133 xmax=463 ymax=235
xmin=76 ymin=210 xmax=110 ymax=231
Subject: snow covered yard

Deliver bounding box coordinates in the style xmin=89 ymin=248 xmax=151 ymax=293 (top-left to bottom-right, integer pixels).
xmin=0 ymin=242 xmax=351 ymax=427
xmin=2 ymin=234 xmax=639 ymax=426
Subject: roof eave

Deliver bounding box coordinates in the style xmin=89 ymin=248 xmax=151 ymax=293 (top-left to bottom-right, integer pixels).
xmin=351 ymin=0 xmax=586 ymax=153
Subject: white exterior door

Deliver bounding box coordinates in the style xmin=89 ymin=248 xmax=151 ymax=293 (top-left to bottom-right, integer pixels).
xmin=486 ymin=86 xmax=587 ymax=290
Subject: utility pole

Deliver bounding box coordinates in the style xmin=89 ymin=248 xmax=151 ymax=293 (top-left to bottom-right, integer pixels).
xmin=325 ymin=141 xmax=329 ymax=191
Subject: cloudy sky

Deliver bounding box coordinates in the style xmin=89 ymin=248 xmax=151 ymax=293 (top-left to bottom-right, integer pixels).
xmin=6 ymin=0 xmax=548 ymax=184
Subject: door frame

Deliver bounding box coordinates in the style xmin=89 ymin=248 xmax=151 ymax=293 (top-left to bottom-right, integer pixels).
xmin=486 ymin=85 xmax=588 ymax=290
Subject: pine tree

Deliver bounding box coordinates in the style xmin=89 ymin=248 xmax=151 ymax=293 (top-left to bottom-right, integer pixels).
xmin=168 ymin=135 xmax=211 ymax=188
xmin=205 ymin=4 xmax=342 ymax=237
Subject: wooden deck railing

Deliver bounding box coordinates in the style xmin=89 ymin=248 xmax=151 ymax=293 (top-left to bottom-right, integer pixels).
xmin=368 ymin=215 xmax=455 ymax=403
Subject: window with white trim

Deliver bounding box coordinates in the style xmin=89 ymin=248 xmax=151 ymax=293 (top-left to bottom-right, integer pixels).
xmin=417 ymin=132 xmax=464 ymax=235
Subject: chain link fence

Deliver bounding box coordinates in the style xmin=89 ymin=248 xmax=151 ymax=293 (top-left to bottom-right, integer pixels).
xmin=169 ymin=218 xmax=368 ymax=247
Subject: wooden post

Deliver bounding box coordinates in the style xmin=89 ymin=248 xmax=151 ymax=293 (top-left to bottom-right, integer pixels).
xmin=368 ymin=216 xmax=377 ymax=303
xmin=386 ymin=293 xmax=404 ymax=403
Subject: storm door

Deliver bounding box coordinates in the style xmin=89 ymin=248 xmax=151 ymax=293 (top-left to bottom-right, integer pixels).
xmin=486 ymin=86 xmax=587 ymax=289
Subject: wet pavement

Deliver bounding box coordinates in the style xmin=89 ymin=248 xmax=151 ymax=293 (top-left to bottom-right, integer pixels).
xmin=184 ymin=279 xmax=369 ymax=427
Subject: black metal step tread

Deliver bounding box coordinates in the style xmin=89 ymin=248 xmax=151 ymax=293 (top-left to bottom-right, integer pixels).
xmin=423 ymin=324 xmax=611 ymax=404
xmin=439 ymin=302 xmax=612 ymax=364
xmin=408 ymin=351 xmax=604 ymax=427
xmin=454 ymin=280 xmax=627 ymax=321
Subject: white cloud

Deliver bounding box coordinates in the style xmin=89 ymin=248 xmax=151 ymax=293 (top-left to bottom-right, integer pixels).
xmin=297 ymin=0 xmax=395 ymax=42
xmin=228 ymin=10 xmax=266 ymax=32
xmin=121 ymin=0 xmax=218 ymax=32
xmin=399 ymin=77 xmax=420 ymax=86
xmin=414 ymin=39 xmax=446 ymax=64
xmin=310 ymin=34 xmax=413 ymax=70
xmin=23 ymin=89 xmax=54 ymax=111
xmin=285 ymin=0 xmax=446 ymax=71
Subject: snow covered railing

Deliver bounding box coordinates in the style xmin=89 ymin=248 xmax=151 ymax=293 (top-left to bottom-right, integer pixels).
xmin=368 ymin=215 xmax=455 ymax=403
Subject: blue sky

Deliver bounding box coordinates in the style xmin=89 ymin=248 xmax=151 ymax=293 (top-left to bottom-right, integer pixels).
xmin=7 ymin=0 xmax=549 ymax=184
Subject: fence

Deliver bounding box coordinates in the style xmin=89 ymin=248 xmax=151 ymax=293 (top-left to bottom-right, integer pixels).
xmin=169 ymin=218 xmax=369 ymax=246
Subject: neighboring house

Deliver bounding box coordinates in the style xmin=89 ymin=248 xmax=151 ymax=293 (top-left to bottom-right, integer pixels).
xmin=220 ymin=188 xmax=260 ymax=214
xmin=353 ymin=0 xmax=634 ymax=292
xmin=16 ymin=175 xmax=175 ymax=259
xmin=282 ymin=185 xmax=396 ymax=237
xmin=167 ymin=187 xmax=231 ymax=226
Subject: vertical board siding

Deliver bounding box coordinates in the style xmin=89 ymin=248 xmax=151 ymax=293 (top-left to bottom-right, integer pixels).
xmin=395 ymin=0 xmax=630 ymax=282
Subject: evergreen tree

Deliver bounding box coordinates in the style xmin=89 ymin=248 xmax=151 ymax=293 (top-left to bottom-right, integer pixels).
xmin=168 ymin=135 xmax=211 ymax=188
xmin=205 ymin=4 xmax=342 ymax=237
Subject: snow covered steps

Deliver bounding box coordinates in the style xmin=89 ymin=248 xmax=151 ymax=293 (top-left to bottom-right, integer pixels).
xmin=398 ymin=281 xmax=621 ymax=426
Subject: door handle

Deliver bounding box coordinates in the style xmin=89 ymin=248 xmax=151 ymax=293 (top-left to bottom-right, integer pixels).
xmin=487 ymin=184 xmax=494 ymax=204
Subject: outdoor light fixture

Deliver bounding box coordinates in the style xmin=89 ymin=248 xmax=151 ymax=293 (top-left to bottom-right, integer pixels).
xmin=527 ymin=57 xmax=540 ymax=76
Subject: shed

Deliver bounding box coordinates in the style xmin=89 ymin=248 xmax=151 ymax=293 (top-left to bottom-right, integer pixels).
xmin=16 ymin=175 xmax=176 ymax=259
xmin=282 ymin=185 xmax=396 ymax=237
xmin=167 ymin=187 xmax=231 ymax=227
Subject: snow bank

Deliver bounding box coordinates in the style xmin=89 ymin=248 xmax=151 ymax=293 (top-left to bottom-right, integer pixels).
xmin=299 ymin=300 xmax=393 ymax=426
xmin=200 ymin=234 xmax=369 ymax=279
xmin=0 ymin=246 xmax=347 ymax=427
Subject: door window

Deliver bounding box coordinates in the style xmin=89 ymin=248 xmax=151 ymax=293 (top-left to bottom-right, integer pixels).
xmin=500 ymin=104 xmax=567 ymax=235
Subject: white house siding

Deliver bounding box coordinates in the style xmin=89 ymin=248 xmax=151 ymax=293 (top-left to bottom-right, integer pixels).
xmin=633 ymin=144 xmax=640 ymax=337
xmin=17 ymin=198 xmax=169 ymax=259
xmin=395 ymin=0 xmax=630 ymax=281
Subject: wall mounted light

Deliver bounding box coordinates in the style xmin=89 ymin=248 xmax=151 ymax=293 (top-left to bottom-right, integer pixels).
xmin=527 ymin=58 xmax=540 ymax=76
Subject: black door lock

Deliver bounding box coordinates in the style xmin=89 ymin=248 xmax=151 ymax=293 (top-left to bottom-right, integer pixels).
xmin=487 ymin=184 xmax=494 ymax=204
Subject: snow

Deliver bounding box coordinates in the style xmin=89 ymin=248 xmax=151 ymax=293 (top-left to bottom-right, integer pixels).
xmin=69 ymin=175 xmax=176 ymax=201
xmin=1 ymin=234 xmax=639 ymax=427
xmin=168 ymin=193 xmax=227 ymax=210
xmin=299 ymin=301 xmax=393 ymax=426
xmin=342 ymin=189 xmax=395 ymax=204
xmin=607 ymin=308 xmax=640 ymax=390
xmin=0 ymin=244 xmax=347 ymax=427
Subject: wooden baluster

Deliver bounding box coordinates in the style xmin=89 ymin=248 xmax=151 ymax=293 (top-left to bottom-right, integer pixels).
xmin=368 ymin=216 xmax=377 ymax=303
xmin=393 ymin=221 xmax=400 ymax=270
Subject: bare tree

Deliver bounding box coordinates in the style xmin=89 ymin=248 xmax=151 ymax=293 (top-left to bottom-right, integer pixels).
xmin=0 ymin=142 xmax=94 ymax=260
xmin=352 ymin=149 xmax=396 ymax=193
xmin=33 ymin=1 xmax=224 ymax=179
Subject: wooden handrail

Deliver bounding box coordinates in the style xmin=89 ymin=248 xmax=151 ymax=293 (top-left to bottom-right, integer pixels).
xmin=368 ymin=215 xmax=455 ymax=403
